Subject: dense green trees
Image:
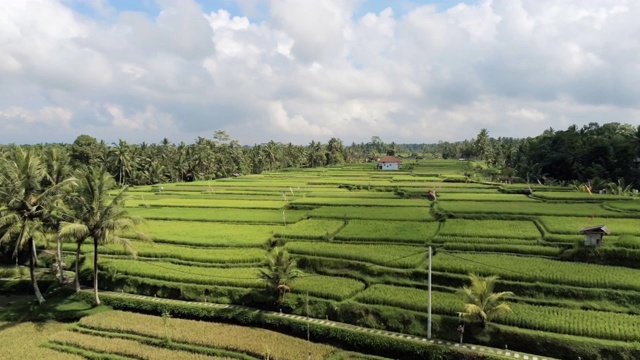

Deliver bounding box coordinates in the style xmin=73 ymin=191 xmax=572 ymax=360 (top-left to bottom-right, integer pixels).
xmin=513 ymin=123 xmax=639 ymax=187
xmin=59 ymin=168 xmax=143 ymax=305
xmin=4 ymin=123 xmax=640 ymax=190
xmin=0 ymin=147 xmax=75 ymax=303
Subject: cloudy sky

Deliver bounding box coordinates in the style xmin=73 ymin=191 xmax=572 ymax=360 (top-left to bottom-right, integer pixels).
xmin=1 ymin=0 xmax=639 ymax=146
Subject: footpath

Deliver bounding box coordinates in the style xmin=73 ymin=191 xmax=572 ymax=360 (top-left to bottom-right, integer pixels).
xmin=95 ymin=291 xmax=558 ymax=360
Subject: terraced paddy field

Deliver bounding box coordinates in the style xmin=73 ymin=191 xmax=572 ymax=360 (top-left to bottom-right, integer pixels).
xmin=64 ymin=160 xmax=640 ymax=359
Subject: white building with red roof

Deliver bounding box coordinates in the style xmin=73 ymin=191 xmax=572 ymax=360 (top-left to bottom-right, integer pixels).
xmin=377 ymin=156 xmax=402 ymax=170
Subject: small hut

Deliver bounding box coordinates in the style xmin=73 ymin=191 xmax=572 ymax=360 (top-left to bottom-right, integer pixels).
xmin=578 ymin=225 xmax=610 ymax=247
xmin=377 ymin=156 xmax=402 ymax=171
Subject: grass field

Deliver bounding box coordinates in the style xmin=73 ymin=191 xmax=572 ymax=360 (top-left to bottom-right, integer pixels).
xmin=134 ymin=220 xmax=277 ymax=247
xmin=335 ymin=220 xmax=440 ymax=243
xmin=126 ymin=207 xmax=308 ymax=223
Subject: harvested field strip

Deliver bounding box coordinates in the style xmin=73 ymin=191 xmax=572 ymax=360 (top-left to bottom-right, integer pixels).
xmin=134 ymin=220 xmax=276 ymax=247
xmin=335 ymin=220 xmax=439 ymax=243
xmin=309 ymin=206 xmax=432 ymax=221
xmin=0 ymin=322 xmax=85 ymax=360
xmin=438 ymin=219 xmax=541 ymax=239
xmin=275 ymin=219 xmax=345 ymax=239
xmin=539 ymin=216 xmax=640 ymax=235
xmin=49 ymin=331 xmax=235 ymax=360
xmin=77 ymin=310 xmax=336 ymax=360
xmin=293 ymin=197 xmax=429 ymax=207
xmin=68 ymin=242 xmax=266 ymax=264
xmin=126 ymin=207 xmax=307 ymax=224
xmin=285 ymin=242 xmax=427 ymax=268
xmin=126 ymin=198 xmax=286 ymax=209
xmin=79 ymin=311 xmax=335 ymax=360
xmin=439 ymin=201 xmax=626 ymax=217
xmin=433 ymin=253 xmax=640 ymax=291
xmin=70 ymin=328 xmax=255 ymax=359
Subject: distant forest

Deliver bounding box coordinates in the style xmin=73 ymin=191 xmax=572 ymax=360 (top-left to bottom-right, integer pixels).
xmin=2 ymin=123 xmax=640 ymax=190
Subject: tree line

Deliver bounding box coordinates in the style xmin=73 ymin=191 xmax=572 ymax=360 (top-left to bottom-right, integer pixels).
xmin=426 ymin=123 xmax=640 ymax=190
xmin=2 ymin=123 xmax=640 ymax=189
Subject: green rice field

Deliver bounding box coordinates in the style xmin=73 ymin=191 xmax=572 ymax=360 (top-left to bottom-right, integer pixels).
xmin=58 ymin=159 xmax=640 ymax=360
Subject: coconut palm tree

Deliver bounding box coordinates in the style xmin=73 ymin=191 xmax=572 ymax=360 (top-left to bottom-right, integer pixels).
xmin=258 ymin=247 xmax=300 ymax=303
xmin=458 ymin=273 xmax=514 ymax=328
xmin=0 ymin=147 xmax=74 ymax=304
xmin=111 ymin=139 xmax=133 ymax=186
xmin=58 ymin=168 xmax=144 ymax=304
xmin=42 ymin=146 xmax=74 ymax=283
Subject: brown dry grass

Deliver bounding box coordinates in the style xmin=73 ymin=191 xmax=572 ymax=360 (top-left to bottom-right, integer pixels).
xmin=79 ymin=310 xmax=336 ymax=359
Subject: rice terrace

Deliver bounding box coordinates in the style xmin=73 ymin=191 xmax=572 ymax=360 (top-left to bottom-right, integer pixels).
xmin=0 ymin=150 xmax=640 ymax=359
xmin=3 ymin=153 xmax=640 ymax=360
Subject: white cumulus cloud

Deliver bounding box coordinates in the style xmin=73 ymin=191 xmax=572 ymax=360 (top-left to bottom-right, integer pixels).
xmin=0 ymin=0 xmax=639 ymax=145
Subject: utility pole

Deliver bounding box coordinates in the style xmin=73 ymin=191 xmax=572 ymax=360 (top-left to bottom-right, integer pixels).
xmin=306 ymin=292 xmax=310 ymax=342
xmin=427 ymin=246 xmax=432 ymax=339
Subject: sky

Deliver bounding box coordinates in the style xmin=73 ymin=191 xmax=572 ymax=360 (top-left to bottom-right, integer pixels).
xmin=1 ymin=0 xmax=639 ymax=146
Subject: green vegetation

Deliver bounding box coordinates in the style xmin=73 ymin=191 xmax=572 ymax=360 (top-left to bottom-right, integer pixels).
xmin=275 ymin=219 xmax=345 ymax=239
xmin=132 ymin=220 xmax=277 ymax=247
xmin=335 ymin=220 xmax=440 ymax=243
xmin=440 ymin=201 xmax=625 ymax=217
xmin=438 ymin=219 xmax=541 ymax=239
xmin=5 ymin=136 xmax=640 ymax=360
xmin=433 ymin=253 xmax=640 ymax=290
xmin=126 ymin=207 xmax=307 ymax=223
xmin=285 ymin=242 xmax=426 ymax=268
xmin=458 ymin=274 xmax=514 ymax=328
xmin=309 ymin=206 xmax=432 ymax=221
xmin=258 ymin=247 xmax=300 ymax=303
xmin=67 ymin=241 xmax=266 ymax=264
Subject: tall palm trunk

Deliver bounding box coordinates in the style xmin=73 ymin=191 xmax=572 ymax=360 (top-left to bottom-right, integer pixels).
xmin=29 ymin=237 xmax=45 ymax=304
xmin=93 ymin=239 xmax=100 ymax=305
xmin=57 ymin=239 xmax=64 ymax=284
xmin=75 ymin=242 xmax=82 ymax=292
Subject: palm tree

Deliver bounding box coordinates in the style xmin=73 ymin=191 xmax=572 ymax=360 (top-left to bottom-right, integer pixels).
xmin=0 ymin=147 xmax=74 ymax=304
xmin=262 ymin=141 xmax=281 ymax=171
xmin=111 ymin=139 xmax=133 ymax=186
xmin=458 ymin=273 xmax=514 ymax=328
xmin=42 ymin=146 xmax=74 ymax=283
xmin=59 ymin=168 xmax=144 ymax=304
xmin=258 ymin=247 xmax=300 ymax=303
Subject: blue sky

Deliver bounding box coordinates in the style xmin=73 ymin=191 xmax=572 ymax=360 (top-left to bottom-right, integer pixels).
xmin=72 ymin=0 xmax=476 ymax=21
xmin=1 ymin=0 xmax=638 ymax=145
